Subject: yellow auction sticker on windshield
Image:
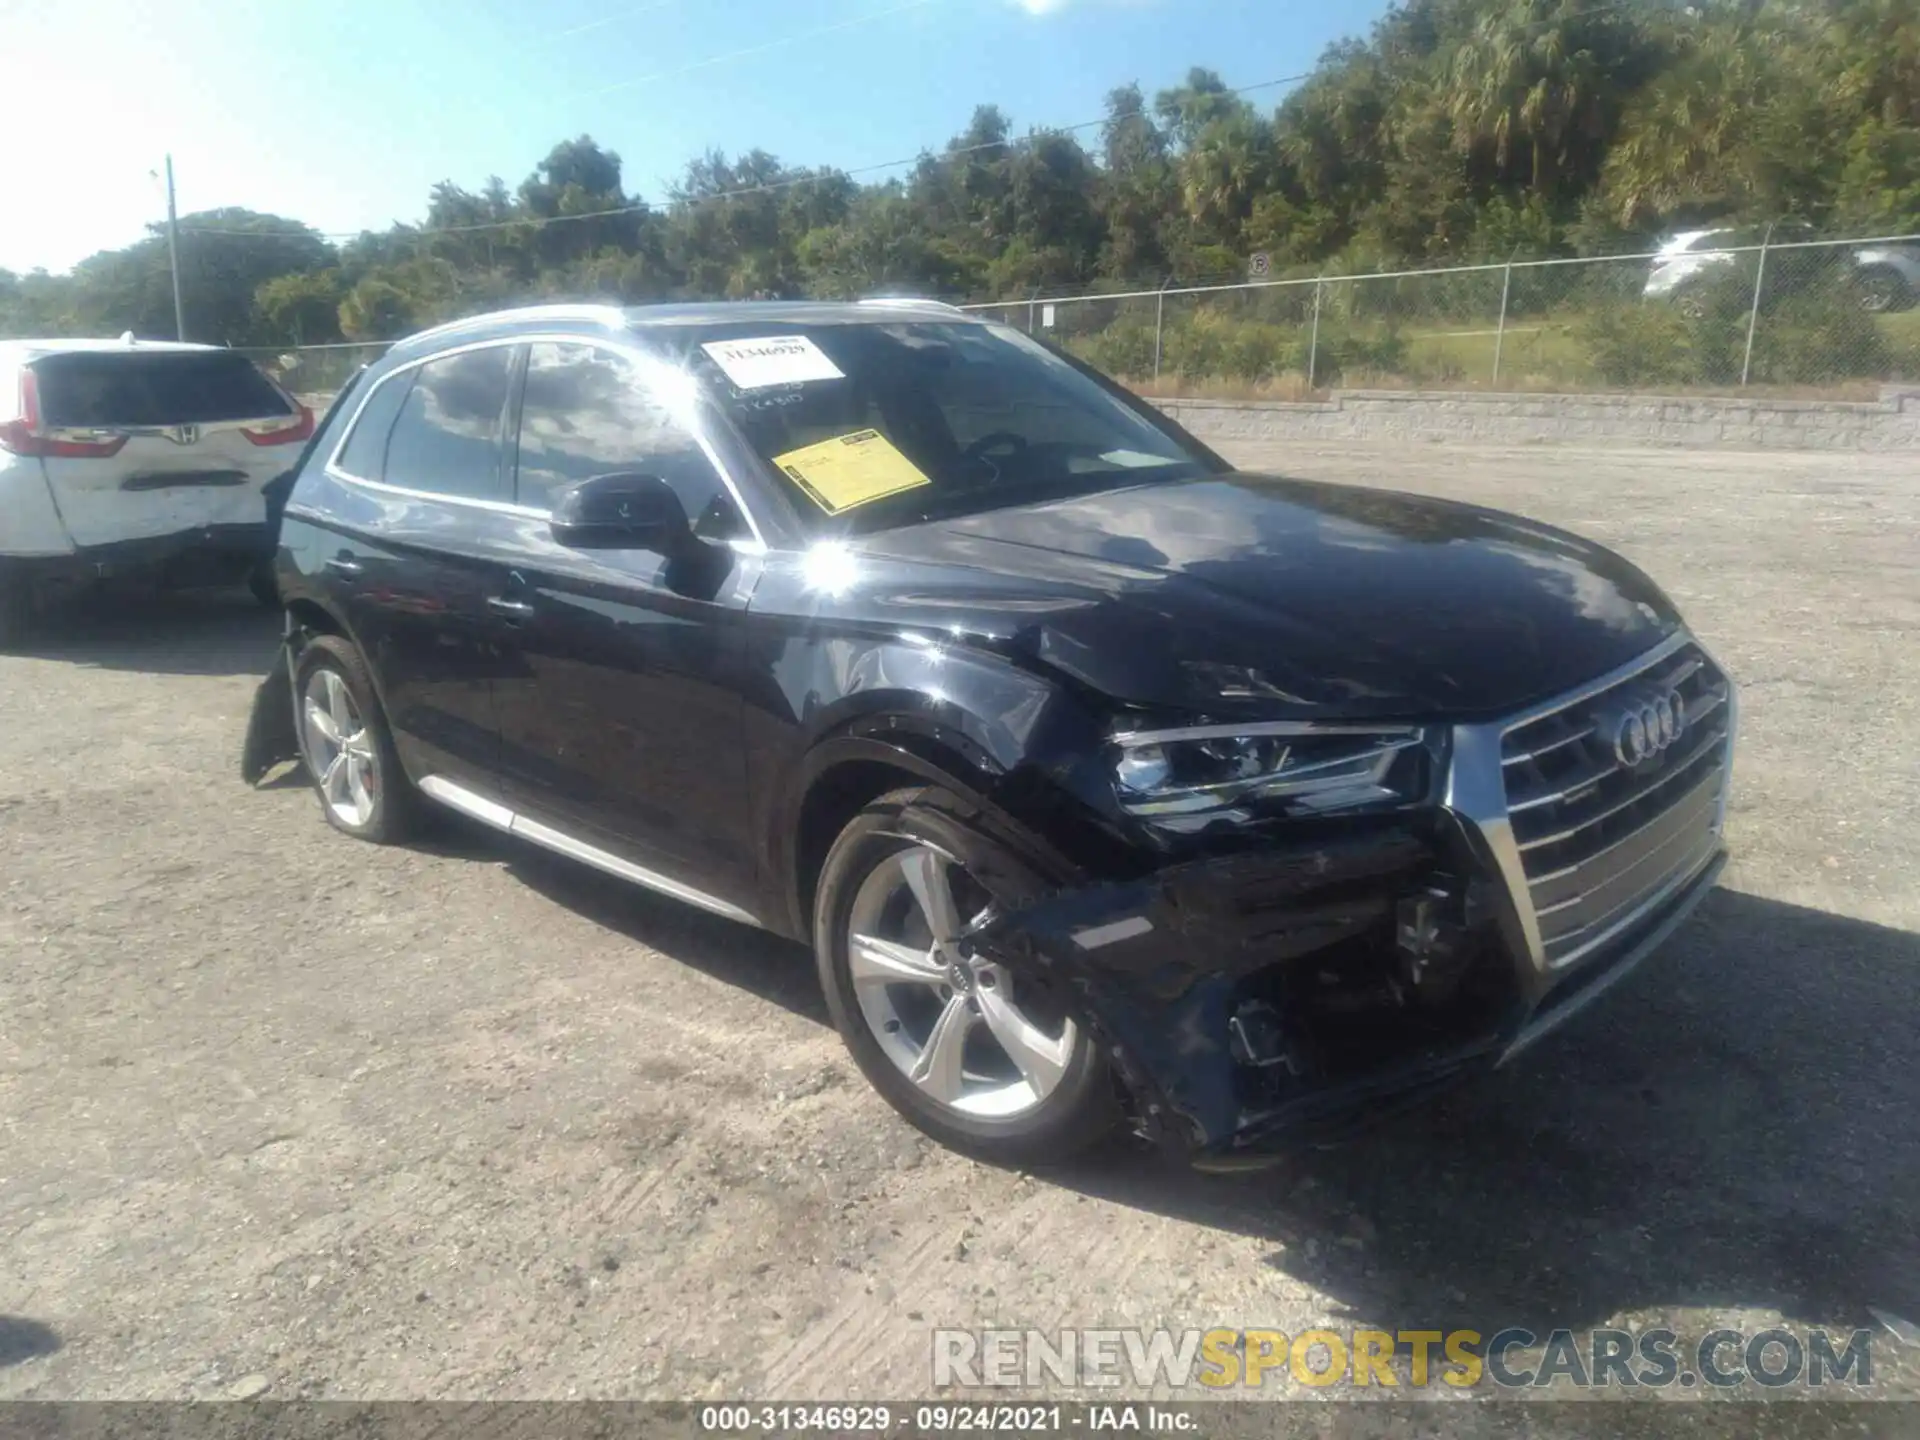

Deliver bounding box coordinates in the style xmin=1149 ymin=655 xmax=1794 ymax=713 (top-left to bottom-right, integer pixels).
xmin=774 ymin=429 xmax=933 ymax=515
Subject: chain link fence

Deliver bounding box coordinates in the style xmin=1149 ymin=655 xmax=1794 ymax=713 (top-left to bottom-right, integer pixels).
xmin=965 ymin=232 xmax=1920 ymax=400
xmin=248 ymin=232 xmax=1920 ymax=406
xmin=232 ymin=341 xmax=392 ymax=408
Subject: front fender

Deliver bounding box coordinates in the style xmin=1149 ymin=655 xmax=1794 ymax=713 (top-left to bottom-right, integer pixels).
xmin=754 ymin=628 xmax=1131 ymax=938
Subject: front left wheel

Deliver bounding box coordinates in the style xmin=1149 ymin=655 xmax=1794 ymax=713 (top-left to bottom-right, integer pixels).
xmin=293 ymin=634 xmax=419 ymax=844
xmin=813 ymin=787 xmax=1117 ymax=1166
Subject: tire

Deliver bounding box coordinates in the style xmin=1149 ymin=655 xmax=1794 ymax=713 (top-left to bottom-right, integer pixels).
xmin=291 ymin=633 xmax=420 ymax=844
xmin=1855 ymin=265 xmax=1911 ymax=315
xmin=812 ymin=786 xmax=1117 ymax=1166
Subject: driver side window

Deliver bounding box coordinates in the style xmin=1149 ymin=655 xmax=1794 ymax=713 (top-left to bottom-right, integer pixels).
xmin=513 ymin=342 xmax=740 ymax=537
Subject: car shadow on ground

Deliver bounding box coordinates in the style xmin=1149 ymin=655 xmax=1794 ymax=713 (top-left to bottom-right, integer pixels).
xmin=424 ymin=816 xmax=831 ymax=1026
xmin=1057 ymin=886 xmax=1920 ymax=1340
xmin=434 ymin=831 xmax=1919 ymax=1343
xmin=11 ymin=587 xmax=281 ymax=677
xmin=0 ymin=1316 xmax=61 ymax=1368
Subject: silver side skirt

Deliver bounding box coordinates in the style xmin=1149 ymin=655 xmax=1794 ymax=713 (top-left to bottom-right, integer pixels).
xmin=416 ymin=775 xmax=762 ymax=929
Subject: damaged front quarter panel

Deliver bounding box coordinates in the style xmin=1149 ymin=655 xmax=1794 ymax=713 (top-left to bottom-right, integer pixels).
xmin=970 ymin=813 xmax=1523 ymax=1163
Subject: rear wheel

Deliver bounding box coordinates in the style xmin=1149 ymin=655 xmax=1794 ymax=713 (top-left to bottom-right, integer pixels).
xmin=1855 ymin=265 xmax=1911 ymax=315
xmin=292 ymin=634 xmax=419 ymax=844
xmin=813 ymin=787 xmax=1116 ymax=1165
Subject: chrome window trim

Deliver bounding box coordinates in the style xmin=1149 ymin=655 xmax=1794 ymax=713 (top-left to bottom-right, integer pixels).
xmin=1445 ymin=629 xmax=1736 ymax=978
xmin=404 ymin=304 xmax=630 ymax=349
xmin=322 ymin=330 xmax=769 ymax=550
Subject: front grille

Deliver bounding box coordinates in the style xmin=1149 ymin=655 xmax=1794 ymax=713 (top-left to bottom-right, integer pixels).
xmin=1500 ymin=642 xmax=1732 ymax=967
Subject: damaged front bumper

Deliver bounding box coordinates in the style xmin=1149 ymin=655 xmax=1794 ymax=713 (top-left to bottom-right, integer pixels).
xmin=978 ymin=816 xmax=1725 ymax=1168
xmin=977 ymin=636 xmax=1737 ymax=1166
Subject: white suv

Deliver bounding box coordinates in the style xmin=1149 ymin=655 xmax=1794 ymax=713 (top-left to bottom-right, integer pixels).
xmin=0 ymin=337 xmax=313 ymax=642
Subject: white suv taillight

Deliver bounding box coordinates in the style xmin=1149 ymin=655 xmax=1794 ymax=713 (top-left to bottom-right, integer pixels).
xmin=0 ymin=369 xmax=128 ymax=459
xmin=241 ymin=405 xmax=315 ymax=447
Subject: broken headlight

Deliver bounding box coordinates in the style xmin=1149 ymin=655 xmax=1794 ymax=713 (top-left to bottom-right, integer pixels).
xmin=1111 ymin=722 xmax=1433 ymax=827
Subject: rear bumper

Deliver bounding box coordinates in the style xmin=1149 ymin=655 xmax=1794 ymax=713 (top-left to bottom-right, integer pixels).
xmin=4 ymin=523 xmax=270 ymax=587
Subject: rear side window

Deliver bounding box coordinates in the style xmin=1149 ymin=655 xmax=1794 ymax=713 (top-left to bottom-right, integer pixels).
xmin=333 ymin=369 xmax=415 ymax=483
xmin=31 ymin=351 xmax=293 ymax=427
xmin=381 ymin=347 xmax=513 ymax=503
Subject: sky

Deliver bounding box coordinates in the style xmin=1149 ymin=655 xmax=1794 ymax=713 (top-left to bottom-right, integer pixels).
xmin=0 ymin=0 xmax=1394 ymax=276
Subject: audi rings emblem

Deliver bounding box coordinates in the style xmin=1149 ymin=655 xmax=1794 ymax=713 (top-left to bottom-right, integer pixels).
xmin=1612 ymin=688 xmax=1687 ymax=768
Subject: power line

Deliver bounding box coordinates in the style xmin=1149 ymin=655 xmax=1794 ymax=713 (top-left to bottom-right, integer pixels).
xmin=175 ymin=0 xmax=1648 ymax=244
xmin=554 ymin=0 xmax=679 ymax=40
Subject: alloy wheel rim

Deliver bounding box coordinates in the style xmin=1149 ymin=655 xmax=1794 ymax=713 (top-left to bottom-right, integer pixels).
xmin=846 ymin=841 xmax=1076 ymax=1119
xmin=302 ymin=668 xmax=378 ymax=828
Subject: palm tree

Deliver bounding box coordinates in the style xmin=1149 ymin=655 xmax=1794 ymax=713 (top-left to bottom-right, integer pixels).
xmin=1445 ymin=0 xmax=1631 ymax=197
xmin=1828 ymin=0 xmax=1920 ymax=128
xmin=1600 ymin=1 xmax=1839 ymax=225
xmin=1179 ymin=115 xmax=1277 ymax=244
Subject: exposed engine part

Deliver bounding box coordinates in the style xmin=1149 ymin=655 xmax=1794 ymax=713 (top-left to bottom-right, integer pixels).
xmin=1394 ymin=875 xmax=1495 ymax=1004
xmin=1227 ymin=1000 xmax=1301 ymax=1073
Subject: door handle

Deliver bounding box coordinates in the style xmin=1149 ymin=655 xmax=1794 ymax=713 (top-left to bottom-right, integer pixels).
xmin=324 ymin=556 xmax=364 ymax=578
xmin=487 ymin=596 xmax=535 ymax=619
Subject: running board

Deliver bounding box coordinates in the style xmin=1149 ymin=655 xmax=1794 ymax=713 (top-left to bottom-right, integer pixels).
xmin=416 ymin=775 xmax=761 ymax=929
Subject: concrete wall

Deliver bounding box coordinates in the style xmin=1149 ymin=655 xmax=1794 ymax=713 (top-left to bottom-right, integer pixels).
xmin=1154 ymin=385 xmax=1920 ymax=451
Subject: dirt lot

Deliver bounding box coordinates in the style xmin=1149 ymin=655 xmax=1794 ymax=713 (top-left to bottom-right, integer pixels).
xmin=2 ymin=441 xmax=1916 ymax=1411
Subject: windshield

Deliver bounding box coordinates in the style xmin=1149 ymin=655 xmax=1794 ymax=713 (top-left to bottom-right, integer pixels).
xmin=656 ymin=320 xmax=1217 ymax=534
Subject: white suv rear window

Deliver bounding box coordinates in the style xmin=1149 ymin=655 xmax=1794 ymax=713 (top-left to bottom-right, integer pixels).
xmin=32 ymin=352 xmax=293 ymax=428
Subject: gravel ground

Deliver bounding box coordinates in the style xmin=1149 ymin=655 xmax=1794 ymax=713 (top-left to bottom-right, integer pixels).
xmin=1 ymin=442 xmax=1916 ymax=1415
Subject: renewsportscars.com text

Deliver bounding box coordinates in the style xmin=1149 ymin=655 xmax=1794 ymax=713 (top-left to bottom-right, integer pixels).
xmin=933 ymin=1326 xmax=1876 ymax=1392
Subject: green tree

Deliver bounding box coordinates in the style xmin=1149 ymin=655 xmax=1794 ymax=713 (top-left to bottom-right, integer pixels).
xmin=9 ymin=0 xmax=1916 ymax=347
xmin=254 ymin=269 xmax=346 ymax=345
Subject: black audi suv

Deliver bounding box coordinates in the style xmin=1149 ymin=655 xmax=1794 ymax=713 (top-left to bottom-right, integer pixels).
xmin=243 ymin=300 xmax=1737 ymax=1169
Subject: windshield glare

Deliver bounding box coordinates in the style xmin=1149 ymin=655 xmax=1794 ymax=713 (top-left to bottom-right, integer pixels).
xmin=666 ymin=321 xmax=1212 ymax=533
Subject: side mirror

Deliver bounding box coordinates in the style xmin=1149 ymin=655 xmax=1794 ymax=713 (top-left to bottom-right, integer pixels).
xmin=550 ymin=472 xmax=690 ymax=552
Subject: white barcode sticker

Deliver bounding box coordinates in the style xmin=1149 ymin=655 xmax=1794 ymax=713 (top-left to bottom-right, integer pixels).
xmin=701 ymin=335 xmax=845 ymax=390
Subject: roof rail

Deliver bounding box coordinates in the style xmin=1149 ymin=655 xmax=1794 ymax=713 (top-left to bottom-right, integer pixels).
xmin=402 ymin=303 xmax=630 ymax=345
xmin=856 ymin=296 xmax=966 ymax=314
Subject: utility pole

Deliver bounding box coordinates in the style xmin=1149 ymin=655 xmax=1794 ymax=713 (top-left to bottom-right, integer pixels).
xmin=165 ymin=154 xmax=186 ymax=342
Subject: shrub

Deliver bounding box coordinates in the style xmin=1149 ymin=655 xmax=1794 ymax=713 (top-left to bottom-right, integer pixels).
xmin=1581 ymin=266 xmax=1891 ymax=388
xmin=1075 ymin=319 xmax=1158 ymax=379
xmin=1577 ymin=303 xmax=1699 ymax=387
xmin=1295 ymin=322 xmax=1408 ymax=385
xmin=1745 ymin=281 xmax=1890 ymax=385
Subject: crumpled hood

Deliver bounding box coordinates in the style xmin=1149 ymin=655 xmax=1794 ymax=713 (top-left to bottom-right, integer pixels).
xmin=848 ymin=473 xmax=1682 ymax=720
